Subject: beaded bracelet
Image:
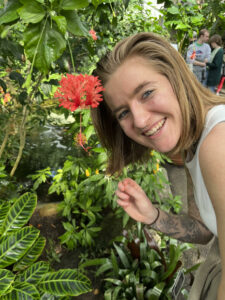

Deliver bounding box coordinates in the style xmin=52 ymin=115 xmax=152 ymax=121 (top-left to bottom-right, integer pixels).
xmin=148 ymin=207 xmax=160 ymax=226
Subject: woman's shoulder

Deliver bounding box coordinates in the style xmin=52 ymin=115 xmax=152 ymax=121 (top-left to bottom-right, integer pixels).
xmin=197 ymin=106 xmax=225 ymax=152
xmin=199 ymin=122 xmax=225 ymax=162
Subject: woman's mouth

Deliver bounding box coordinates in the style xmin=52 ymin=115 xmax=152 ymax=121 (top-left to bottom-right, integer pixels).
xmin=144 ymin=118 xmax=166 ymax=137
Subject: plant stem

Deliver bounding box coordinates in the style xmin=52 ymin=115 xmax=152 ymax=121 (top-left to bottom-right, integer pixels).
xmin=0 ymin=121 xmax=11 ymax=159
xmin=9 ymin=73 xmax=44 ymax=177
xmin=67 ymin=38 xmax=76 ymax=73
xmin=10 ymin=106 xmax=28 ymax=177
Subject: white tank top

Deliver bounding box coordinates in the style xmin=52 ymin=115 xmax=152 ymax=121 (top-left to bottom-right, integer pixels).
xmin=186 ymin=104 xmax=225 ymax=236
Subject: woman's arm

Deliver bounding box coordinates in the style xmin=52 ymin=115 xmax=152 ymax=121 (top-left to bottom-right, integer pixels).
xmin=116 ymin=176 xmax=212 ymax=245
xmin=199 ymin=122 xmax=225 ymax=300
xmin=150 ymin=209 xmax=212 ymax=244
xmin=150 ymin=171 xmax=212 ymax=243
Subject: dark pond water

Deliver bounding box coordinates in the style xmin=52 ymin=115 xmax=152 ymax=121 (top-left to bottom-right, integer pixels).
xmin=17 ymin=123 xmax=76 ymax=177
xmin=14 ymin=120 xmax=79 ymax=201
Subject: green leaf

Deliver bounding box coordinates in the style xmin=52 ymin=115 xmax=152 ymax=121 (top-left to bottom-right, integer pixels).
xmin=112 ymin=286 xmax=121 ymax=300
xmin=0 ymin=202 xmax=10 ymax=235
xmin=161 ymin=245 xmax=181 ymax=280
xmin=175 ymin=23 xmax=190 ymax=30
xmin=167 ymin=6 xmax=179 ymax=14
xmin=61 ymin=10 xmax=88 ymax=36
xmin=190 ymin=15 xmax=204 ymax=24
xmin=2 ymin=281 xmax=40 ymax=300
xmin=0 ymin=269 xmax=15 ymax=296
xmin=104 ymin=289 xmax=113 ymax=300
xmin=16 ymin=261 xmax=50 ymax=284
xmin=23 ymin=21 xmax=66 ymax=74
xmin=113 ymin=243 xmax=130 ymax=269
xmin=145 ymin=282 xmax=165 ymax=299
xmin=51 ymin=15 xmax=67 ymax=34
xmin=13 ymin=236 xmax=46 ymax=271
xmin=91 ymin=0 xmax=105 ymax=9
xmin=96 ymin=261 xmax=113 ymax=276
xmin=2 ymin=193 xmax=37 ymax=235
xmin=79 ymin=258 xmax=108 ymax=269
xmin=104 ymin=278 xmax=122 ymax=286
xmin=136 ymin=283 xmax=144 ymax=300
xmin=17 ymin=0 xmax=46 ymax=23
xmin=61 ymin=0 xmax=89 ymax=10
xmin=0 ymin=226 xmax=40 ymax=268
xmin=38 ymin=269 xmax=92 ymax=296
xmin=0 ymin=0 xmax=21 ymax=25
xmin=84 ymin=125 xmax=94 ymax=140
xmin=110 ymin=249 xmax=119 ymax=276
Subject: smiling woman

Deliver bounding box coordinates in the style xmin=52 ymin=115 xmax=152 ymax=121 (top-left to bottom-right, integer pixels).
xmin=91 ymin=32 xmax=225 ymax=300
xmin=104 ymin=56 xmax=182 ymax=154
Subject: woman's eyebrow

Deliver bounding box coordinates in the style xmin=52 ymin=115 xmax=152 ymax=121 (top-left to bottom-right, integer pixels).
xmin=131 ymin=81 xmax=156 ymax=97
xmin=112 ymin=105 xmax=125 ymax=115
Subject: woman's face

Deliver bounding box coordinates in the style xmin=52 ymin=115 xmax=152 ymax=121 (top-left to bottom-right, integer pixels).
xmin=104 ymin=56 xmax=183 ymax=153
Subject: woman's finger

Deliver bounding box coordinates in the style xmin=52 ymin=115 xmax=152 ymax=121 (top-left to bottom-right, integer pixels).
xmin=124 ymin=181 xmax=146 ymax=199
xmin=115 ymin=190 xmax=129 ymax=200
xmin=117 ymin=199 xmax=130 ymax=208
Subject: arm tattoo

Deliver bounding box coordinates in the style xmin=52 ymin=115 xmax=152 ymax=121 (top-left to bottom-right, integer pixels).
xmin=149 ymin=210 xmax=213 ymax=244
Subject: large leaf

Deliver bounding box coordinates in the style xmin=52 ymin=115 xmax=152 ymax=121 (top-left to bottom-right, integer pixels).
xmin=2 ymin=193 xmax=37 ymax=236
xmin=16 ymin=261 xmax=50 ymax=285
xmin=38 ymin=269 xmax=92 ymax=296
xmin=23 ymin=21 xmax=66 ymax=74
xmin=113 ymin=243 xmax=130 ymax=269
xmin=17 ymin=0 xmax=46 ymax=24
xmin=13 ymin=236 xmax=46 ymax=271
xmin=61 ymin=10 xmax=88 ymax=36
xmin=0 ymin=0 xmax=21 ymax=25
xmin=51 ymin=15 xmax=67 ymax=34
xmin=61 ymin=0 xmax=89 ymax=10
xmin=0 ymin=269 xmax=15 ymax=296
xmin=0 ymin=202 xmax=10 ymax=235
xmin=0 ymin=226 xmax=39 ymax=268
xmin=2 ymin=281 xmax=39 ymax=300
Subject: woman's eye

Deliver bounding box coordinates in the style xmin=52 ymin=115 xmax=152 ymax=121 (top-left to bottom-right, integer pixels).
xmin=142 ymin=90 xmax=153 ymax=100
xmin=117 ymin=110 xmax=129 ymax=120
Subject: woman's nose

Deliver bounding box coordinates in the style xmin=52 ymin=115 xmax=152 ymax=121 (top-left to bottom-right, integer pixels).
xmin=131 ymin=103 xmax=149 ymax=129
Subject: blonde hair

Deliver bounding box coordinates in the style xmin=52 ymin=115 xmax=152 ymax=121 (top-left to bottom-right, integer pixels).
xmin=91 ymin=32 xmax=225 ymax=174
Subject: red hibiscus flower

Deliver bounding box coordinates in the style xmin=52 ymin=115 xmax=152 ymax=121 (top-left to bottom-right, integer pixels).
xmin=54 ymin=74 xmax=104 ymax=112
xmin=89 ymin=29 xmax=97 ymax=41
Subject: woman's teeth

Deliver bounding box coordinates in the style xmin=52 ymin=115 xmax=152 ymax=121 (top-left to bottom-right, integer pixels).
xmin=145 ymin=118 xmax=165 ymax=136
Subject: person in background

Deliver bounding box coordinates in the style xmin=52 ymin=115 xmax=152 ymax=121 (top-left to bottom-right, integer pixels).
xmin=206 ymin=34 xmax=224 ymax=93
xmin=91 ymin=32 xmax=225 ymax=300
xmin=186 ymin=29 xmax=211 ymax=85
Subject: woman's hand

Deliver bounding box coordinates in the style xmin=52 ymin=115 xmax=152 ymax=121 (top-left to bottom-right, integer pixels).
xmin=115 ymin=178 xmax=158 ymax=224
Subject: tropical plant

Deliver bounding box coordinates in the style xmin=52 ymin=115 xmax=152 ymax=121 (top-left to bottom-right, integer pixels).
xmin=29 ymin=144 xmax=176 ymax=251
xmin=0 ymin=0 xmax=125 ymax=177
xmin=0 ymin=192 xmax=91 ymax=299
xmin=199 ymin=0 xmax=225 ymax=36
xmin=159 ymin=0 xmax=206 ymax=53
xmin=80 ymin=222 xmax=190 ymax=299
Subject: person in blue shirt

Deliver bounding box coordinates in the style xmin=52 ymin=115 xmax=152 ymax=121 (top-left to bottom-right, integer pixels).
xmin=186 ymin=29 xmax=211 ymax=85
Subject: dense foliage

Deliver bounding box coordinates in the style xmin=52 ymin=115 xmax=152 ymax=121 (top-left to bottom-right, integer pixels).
xmin=0 ymin=0 xmax=224 ymax=298
xmin=0 ymin=192 xmax=91 ymax=299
